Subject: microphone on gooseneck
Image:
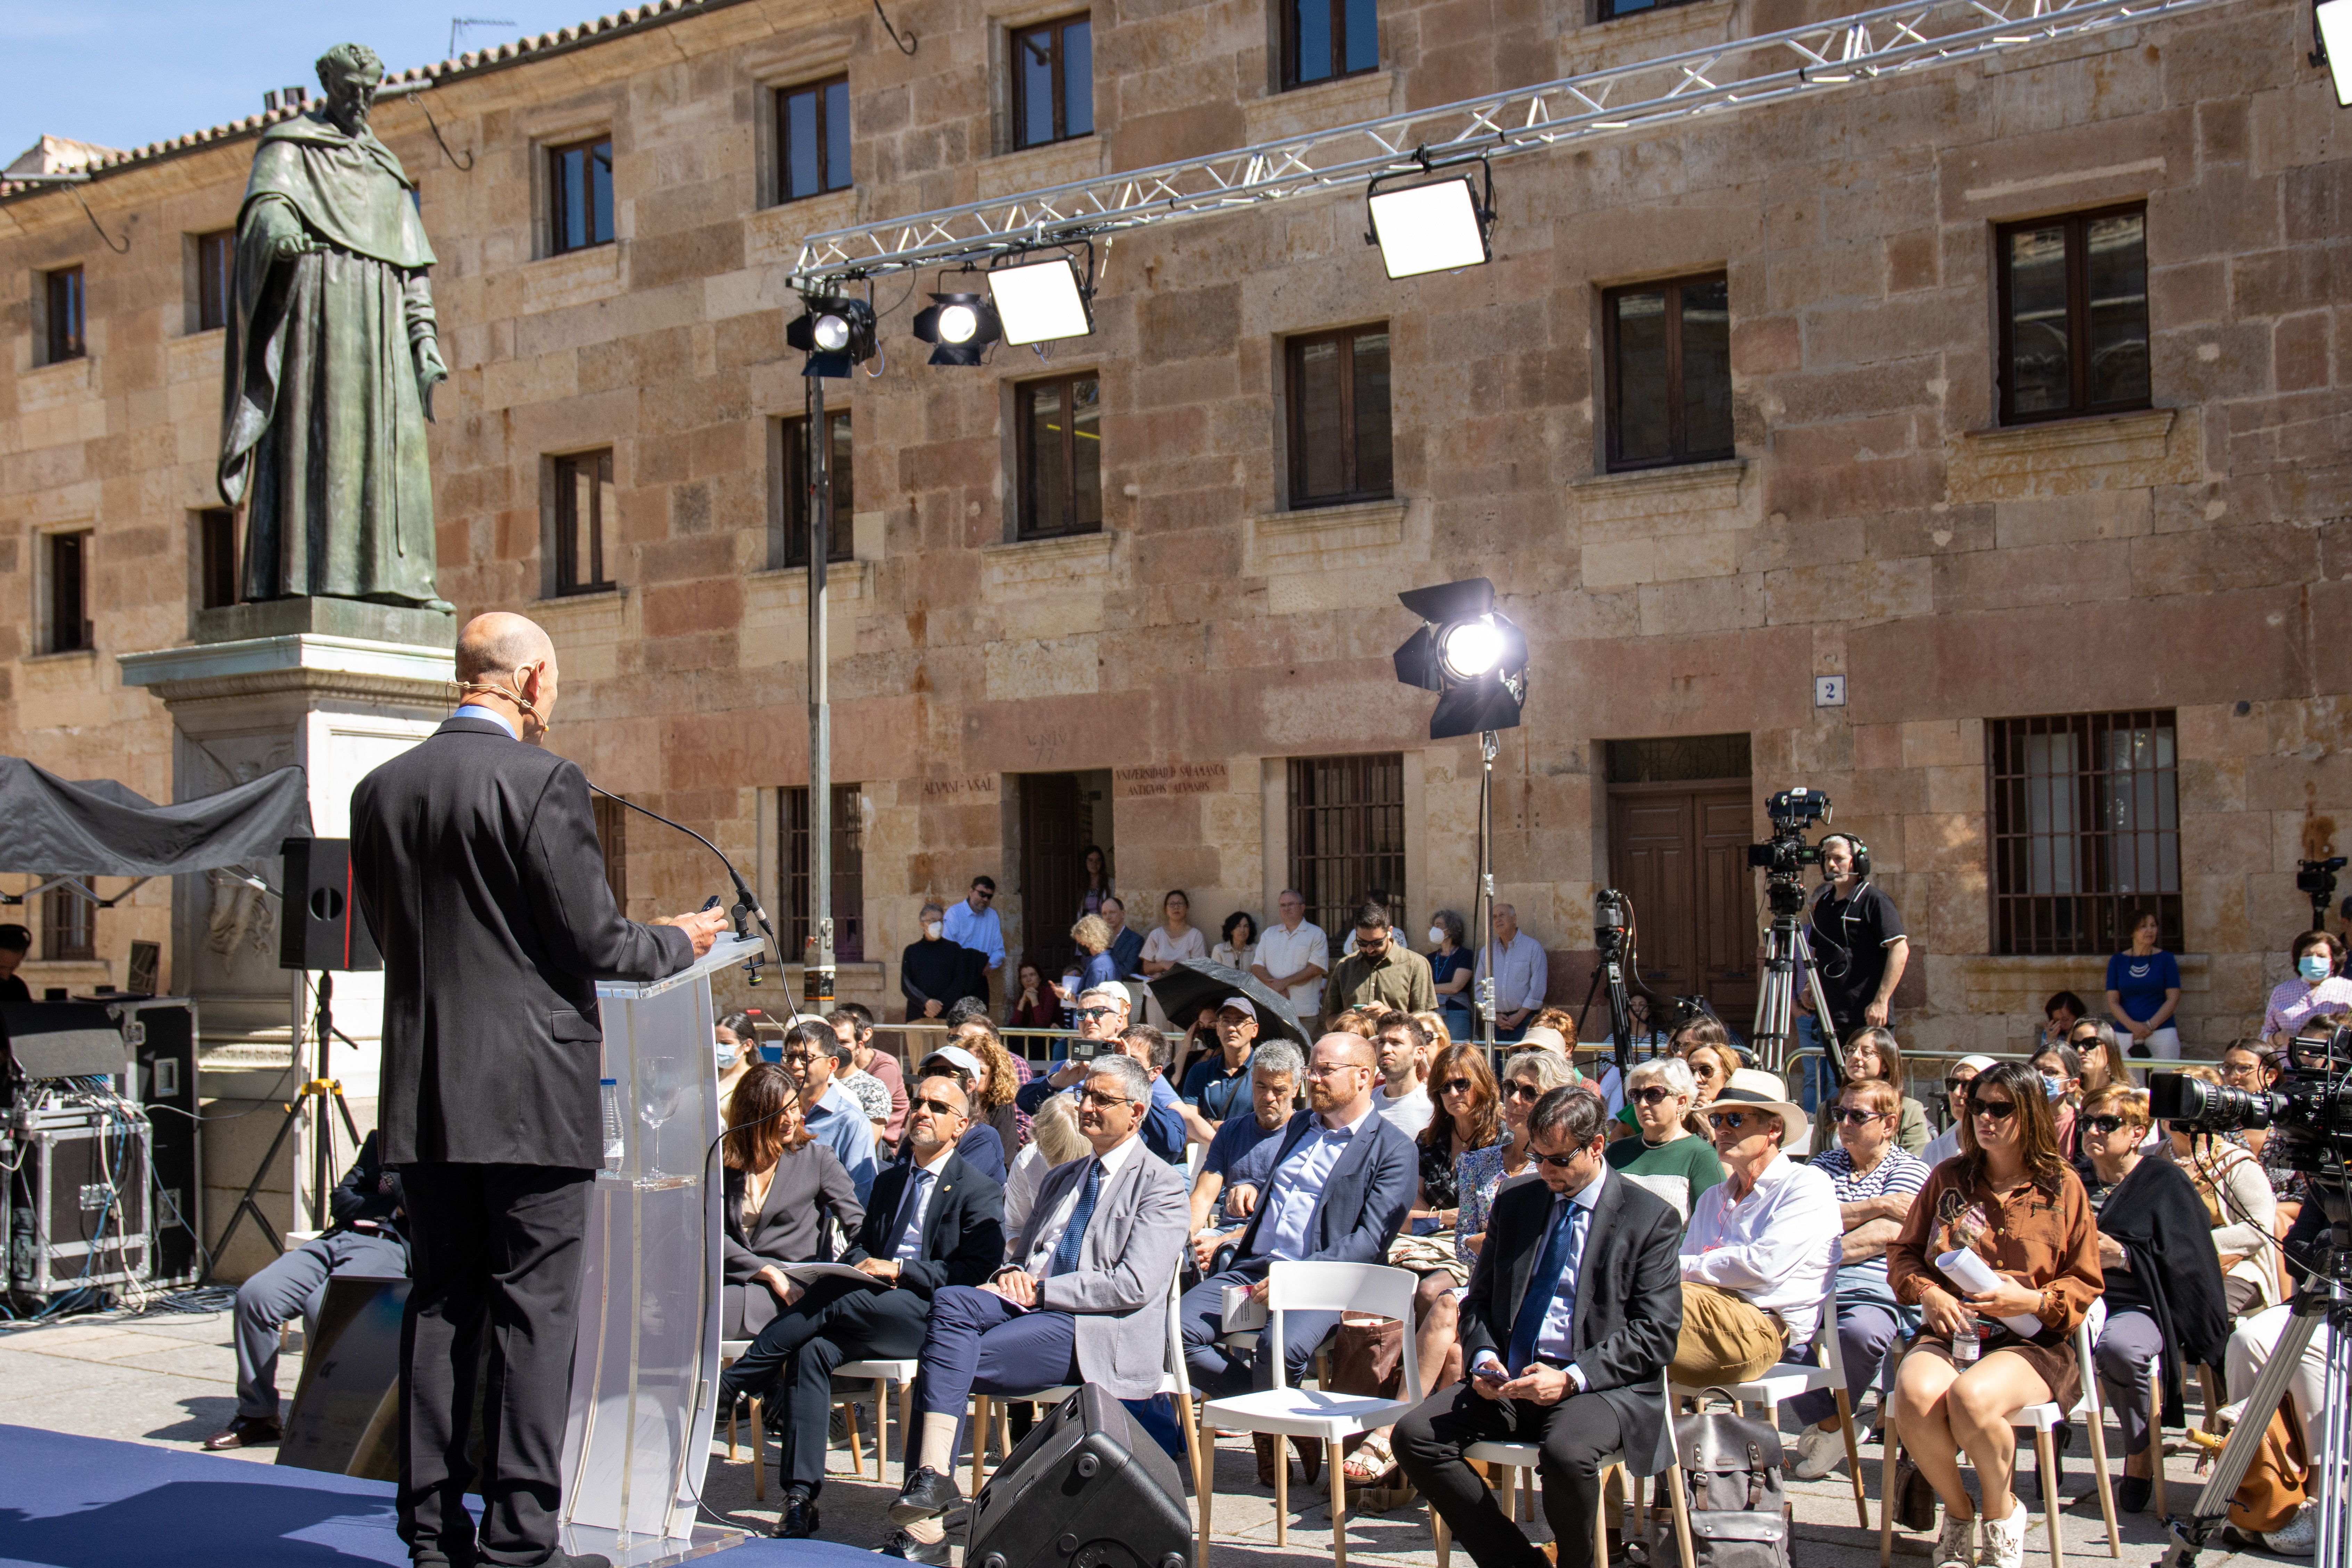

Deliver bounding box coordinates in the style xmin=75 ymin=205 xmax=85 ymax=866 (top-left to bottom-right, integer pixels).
xmin=586 ymin=781 xmax=779 ymax=987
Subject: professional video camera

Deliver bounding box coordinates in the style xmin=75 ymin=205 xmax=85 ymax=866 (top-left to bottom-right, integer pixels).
xmin=2151 ymin=1024 xmax=2352 ymax=1180
xmin=1746 ymin=787 xmax=1834 ymax=911
xmin=1593 ymin=886 xmax=1629 ymax=962
xmin=2297 ymin=856 xmax=2346 ymax=930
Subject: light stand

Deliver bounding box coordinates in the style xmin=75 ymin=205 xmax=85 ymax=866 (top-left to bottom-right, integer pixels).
xmin=1473 ymin=729 xmax=1499 ymax=1056
xmin=200 ymin=971 xmax=360 ymax=1282
xmin=804 ymin=372 xmax=837 ymax=1017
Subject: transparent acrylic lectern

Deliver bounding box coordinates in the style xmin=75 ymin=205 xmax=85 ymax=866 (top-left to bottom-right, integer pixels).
xmin=558 ymin=934 xmax=763 ymax=1566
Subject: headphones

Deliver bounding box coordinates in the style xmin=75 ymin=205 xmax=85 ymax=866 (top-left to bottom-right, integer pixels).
xmin=1821 ymin=832 xmax=1872 ymax=883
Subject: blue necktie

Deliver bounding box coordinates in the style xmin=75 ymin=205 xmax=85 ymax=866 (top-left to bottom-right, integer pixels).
xmin=1047 ymin=1158 xmax=1103 ymax=1277
xmin=1506 ymin=1198 xmax=1580 ymax=1376
xmin=891 ymin=1169 xmax=933 ymax=1261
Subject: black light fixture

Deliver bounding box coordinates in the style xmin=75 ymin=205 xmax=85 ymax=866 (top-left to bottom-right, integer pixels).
xmin=1393 ymin=576 xmax=1527 ymax=740
xmin=1365 ymin=155 xmax=1496 ymax=279
xmin=912 ymin=290 xmax=1003 ymax=365
xmin=786 ymin=295 xmax=877 ymax=377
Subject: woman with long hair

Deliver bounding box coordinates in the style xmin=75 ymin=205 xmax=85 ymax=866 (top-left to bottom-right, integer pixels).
xmin=1454 ymin=1049 xmax=1578 ymax=1263
xmin=950 ymin=1018 xmax=1030 ymax=1154
xmin=1887 ymin=1062 xmax=2102 ymax=1568
xmin=1005 ymin=959 xmax=1061 ymax=1031
xmin=1076 ymin=844 xmax=1114 ymax=919
xmin=1139 ymin=889 xmax=1206 ymax=977
xmin=2028 ymin=1041 xmax=2083 ymax=1161
xmin=2067 ymin=1018 xmax=2127 ymax=1096
xmin=1674 ymin=1018 xmax=1741 ymax=1113
xmin=1811 ymin=1024 xmax=1928 ymax=1155
xmin=720 ymin=1063 xmax=866 ymax=1344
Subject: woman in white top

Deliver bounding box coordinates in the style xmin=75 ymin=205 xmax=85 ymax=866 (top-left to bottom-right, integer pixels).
xmin=1001 ymin=1090 xmax=1090 ymax=1251
xmin=1139 ymin=889 xmax=1207 ymax=976
xmin=2264 ymin=930 xmax=2352 ymax=1050
xmin=1210 ymin=909 xmax=1256 ymax=973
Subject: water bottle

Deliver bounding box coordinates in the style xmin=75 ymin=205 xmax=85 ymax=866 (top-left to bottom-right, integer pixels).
xmin=601 ymin=1078 xmax=625 ymax=1171
xmin=1951 ymin=1317 xmax=1980 ymax=1364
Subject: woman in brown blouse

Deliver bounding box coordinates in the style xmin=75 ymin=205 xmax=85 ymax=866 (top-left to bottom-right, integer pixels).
xmin=1887 ymin=1061 xmax=2102 ymax=1568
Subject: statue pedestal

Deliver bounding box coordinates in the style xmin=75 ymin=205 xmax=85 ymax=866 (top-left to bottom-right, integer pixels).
xmin=119 ymin=613 xmax=452 ymax=1281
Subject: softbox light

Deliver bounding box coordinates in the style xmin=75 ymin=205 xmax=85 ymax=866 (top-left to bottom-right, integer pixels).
xmin=988 ymin=256 xmax=1093 ymax=344
xmin=2322 ymin=0 xmax=2352 ymax=105
xmin=1366 ymin=175 xmax=1492 ymax=279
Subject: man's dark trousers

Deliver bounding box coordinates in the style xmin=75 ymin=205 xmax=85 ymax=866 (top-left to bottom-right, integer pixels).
xmin=909 ymin=1286 xmax=1082 ymax=1453
xmin=399 ymin=1163 xmax=591 ymax=1567
xmin=781 ymin=1288 xmax=935 ymax=1496
xmin=1395 ymin=1379 xmax=1628 ymax=1568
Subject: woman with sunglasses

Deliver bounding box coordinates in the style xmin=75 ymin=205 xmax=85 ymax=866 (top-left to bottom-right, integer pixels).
xmin=2077 ymin=1083 xmax=2230 ymax=1514
xmin=1603 ymin=1055 xmax=1723 ymax=1223
xmin=2068 ymin=1020 xmax=2125 ymax=1095
xmin=1919 ymin=1055 xmax=1997 ymax=1167
xmin=1809 ymin=1025 xmax=1928 ymax=1157
xmin=2158 ymin=1064 xmax=2280 ymax=1319
xmin=1887 ymin=1061 xmax=2102 ymax=1568
xmin=1454 ymin=1050 xmax=1577 ymax=1265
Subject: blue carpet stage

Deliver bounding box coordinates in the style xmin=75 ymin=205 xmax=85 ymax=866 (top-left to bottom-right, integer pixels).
xmin=0 ymin=1425 xmax=876 ymax=1568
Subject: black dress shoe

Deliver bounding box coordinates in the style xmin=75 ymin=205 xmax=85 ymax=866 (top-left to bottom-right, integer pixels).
xmin=773 ymin=1493 xmax=821 ymax=1539
xmin=880 ymin=1528 xmax=952 ymax=1564
xmin=527 ymin=1553 xmax=612 ymax=1568
xmin=204 ymin=1416 xmax=282 ymax=1451
xmin=407 ymin=1537 xmax=477 ymax=1568
xmin=2117 ymin=1475 xmax=2152 ymax=1513
xmin=890 ymin=1465 xmax=963 ymax=1524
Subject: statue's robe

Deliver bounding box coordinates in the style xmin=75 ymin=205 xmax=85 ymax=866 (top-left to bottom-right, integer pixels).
xmin=218 ymin=111 xmax=443 ymax=606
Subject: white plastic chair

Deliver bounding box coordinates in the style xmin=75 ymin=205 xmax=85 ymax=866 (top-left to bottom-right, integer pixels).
xmin=1878 ymin=1319 xmax=2121 ymax=1568
xmin=1196 ymin=1261 xmax=1424 ymax=1568
xmin=833 ymin=1356 xmax=918 ymax=1482
xmin=1672 ymin=1274 xmax=1870 ymax=1528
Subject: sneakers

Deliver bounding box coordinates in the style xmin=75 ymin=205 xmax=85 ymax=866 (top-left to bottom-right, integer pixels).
xmin=1789 ymin=1424 xmax=1846 ymax=1481
xmin=1974 ymin=1499 xmax=2028 ymax=1568
xmin=2266 ymin=1501 xmax=2319 ymax=1557
xmin=1932 ymin=1508 xmax=1976 ymax=1568
xmin=890 ymin=1465 xmax=964 ymax=1525
xmin=881 ymin=1528 xmax=952 ymax=1564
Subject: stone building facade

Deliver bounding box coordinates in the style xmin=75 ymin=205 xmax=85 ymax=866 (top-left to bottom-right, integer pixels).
xmin=4 ymin=0 xmax=2349 ymax=1082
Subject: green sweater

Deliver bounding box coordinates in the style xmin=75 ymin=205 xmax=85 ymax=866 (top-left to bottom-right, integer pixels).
xmin=1603 ymin=1132 xmax=1725 ymax=1223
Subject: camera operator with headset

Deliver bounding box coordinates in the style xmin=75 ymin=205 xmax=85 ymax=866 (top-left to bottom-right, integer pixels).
xmin=1799 ymin=834 xmax=1909 ymax=1115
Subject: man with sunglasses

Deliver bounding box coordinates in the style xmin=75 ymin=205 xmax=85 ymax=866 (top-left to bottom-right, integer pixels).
xmin=1395 ymin=1085 xmax=1684 ymax=1568
xmin=1783 ymin=1077 xmax=1930 ymax=1479
xmin=886 ymin=1054 xmax=1187 ymax=1562
xmin=1672 ymin=1070 xmax=1841 ymax=1388
xmin=1017 ymin=1006 xmax=1187 ymax=1163
xmin=1918 ymin=1054 xmax=1997 ymax=1167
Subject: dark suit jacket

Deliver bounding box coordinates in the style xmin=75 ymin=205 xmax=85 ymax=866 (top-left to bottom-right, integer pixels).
xmin=328 ymin=1130 xmax=407 ymax=1243
xmin=1232 ymin=1106 xmax=1416 ymax=1275
xmin=839 ymin=1150 xmax=1005 ymax=1298
xmin=1460 ymin=1168 xmax=1685 ymax=1474
xmin=350 ymin=715 xmax=694 ymax=1167
xmin=723 ymin=1142 xmax=865 ymax=1337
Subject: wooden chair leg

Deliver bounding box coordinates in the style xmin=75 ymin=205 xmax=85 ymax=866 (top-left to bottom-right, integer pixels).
xmin=2085 ymin=1389 xmax=2121 ymax=1559
xmin=998 ymin=1401 xmax=1014 ymax=1482
xmin=874 ymin=1375 xmax=891 ymax=1480
xmin=1592 ymin=1463 xmax=1612 ymax=1568
xmin=1275 ymin=1431 xmax=1290 ymax=1547
xmin=2032 ymin=1425 xmax=2063 ymax=1568
xmin=751 ymin=1395 xmax=766 ymax=1503
xmin=1196 ymin=1421 xmax=1215 ymax=1566
xmin=845 ymin=1397 xmax=867 ymax=1478
xmin=1666 ymin=1441 xmax=1697 ymax=1568
xmin=2146 ymin=1376 xmax=2168 ymax=1524
xmin=1836 ymin=1386 xmax=1869 ymax=1529
xmin=1878 ymin=1428 xmax=1902 ymax=1568
xmin=1329 ymin=1434 xmax=1350 ymax=1568
xmin=970 ymin=1396 xmax=989 ymax=1495
xmin=1435 ymin=1504 xmax=1452 ymax=1568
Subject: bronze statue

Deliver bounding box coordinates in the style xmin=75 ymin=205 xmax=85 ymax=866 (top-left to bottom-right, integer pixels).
xmin=217 ymin=43 xmax=450 ymax=609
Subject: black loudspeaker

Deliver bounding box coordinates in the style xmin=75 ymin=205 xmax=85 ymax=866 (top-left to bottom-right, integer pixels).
xmin=124 ymin=999 xmax=200 ymax=1283
xmin=965 ymin=1384 xmax=1190 ymax=1568
xmin=280 ymin=837 xmax=381 ymax=972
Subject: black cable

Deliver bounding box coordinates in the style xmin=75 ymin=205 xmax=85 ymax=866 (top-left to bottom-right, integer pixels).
xmin=584 ymin=782 xmax=780 ymax=971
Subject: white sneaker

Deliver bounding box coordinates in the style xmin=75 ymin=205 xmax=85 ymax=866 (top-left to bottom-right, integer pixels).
xmin=1931 ymin=1508 xmax=1976 ymax=1568
xmin=2266 ymin=1501 xmax=2318 ymax=1557
xmin=1974 ymin=1499 xmax=2029 ymax=1568
xmin=1789 ymin=1423 xmax=1845 ymax=1481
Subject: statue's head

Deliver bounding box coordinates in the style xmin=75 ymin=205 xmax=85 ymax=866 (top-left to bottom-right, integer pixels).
xmin=314 ymin=43 xmax=384 ymax=134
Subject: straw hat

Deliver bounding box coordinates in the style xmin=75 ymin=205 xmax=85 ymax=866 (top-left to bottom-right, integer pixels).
xmin=1710 ymin=1067 xmax=1809 ymax=1147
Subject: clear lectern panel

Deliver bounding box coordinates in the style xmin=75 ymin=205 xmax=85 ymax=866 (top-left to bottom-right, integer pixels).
xmin=559 ymin=936 xmax=760 ymax=1542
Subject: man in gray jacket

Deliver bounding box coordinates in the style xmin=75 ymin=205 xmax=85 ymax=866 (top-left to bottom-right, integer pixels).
xmin=883 ymin=1051 xmax=1188 ymax=1562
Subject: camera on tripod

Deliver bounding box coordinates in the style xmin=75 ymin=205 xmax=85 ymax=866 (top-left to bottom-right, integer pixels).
xmin=2151 ymin=1024 xmax=2352 ymax=1179
xmin=1746 ymin=789 xmax=1834 ymax=910
xmin=2297 ymin=856 xmax=2346 ymax=928
xmin=1594 ymin=886 xmax=1629 ymax=960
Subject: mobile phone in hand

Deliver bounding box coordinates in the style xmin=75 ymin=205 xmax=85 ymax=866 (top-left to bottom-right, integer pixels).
xmin=1472 ymin=1361 xmax=1508 ymax=1385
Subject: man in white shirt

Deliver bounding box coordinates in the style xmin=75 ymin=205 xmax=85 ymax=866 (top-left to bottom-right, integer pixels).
xmin=1474 ymin=903 xmax=1549 ymax=1041
xmin=1251 ymin=888 xmax=1330 ymax=1025
xmin=1369 ymin=1010 xmax=1434 ymax=1137
xmin=941 ymin=876 xmax=1004 ymax=998
xmin=1673 ymin=1068 xmax=1841 ymax=1387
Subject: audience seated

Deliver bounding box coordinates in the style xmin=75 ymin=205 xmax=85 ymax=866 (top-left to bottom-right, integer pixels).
xmin=1370 ymin=1010 xmax=1435 ymax=1136
xmin=946 ymin=1019 xmax=1030 ymax=1159
xmin=1005 ymin=1091 xmax=1089 ymax=1245
xmin=1920 ymin=1055 xmax=1996 ymax=1166
xmin=1887 ymin=1062 xmax=2102 ymax=1568
xmin=1673 ymin=1069 xmax=1840 ymax=1388
xmin=1459 ymin=1051 xmax=1577 ymax=1267
xmin=1394 ymin=1086 xmax=1685 ymax=1568
xmin=1602 ymin=1056 xmax=1723 ymax=1223
xmin=1785 ymin=1078 xmax=1930 ymax=1479
xmin=781 ymin=1018 xmax=882 ymax=1203
xmin=1187 ymin=1041 xmax=1305 ymax=1263
xmin=914 ymin=1045 xmax=1007 ymax=1182
xmin=715 ymin=1062 xmax=867 ymax=1369
xmin=1178 ymin=997 xmax=1262 ymax=1136
xmin=1808 ymin=1027 xmax=1928 ymax=1157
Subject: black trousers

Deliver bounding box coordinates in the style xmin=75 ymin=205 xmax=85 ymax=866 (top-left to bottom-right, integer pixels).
xmin=1395 ymin=1380 xmax=1627 ymax=1568
xmin=398 ymin=1162 xmax=591 ymax=1567
xmin=784 ymin=1288 xmax=934 ymax=1495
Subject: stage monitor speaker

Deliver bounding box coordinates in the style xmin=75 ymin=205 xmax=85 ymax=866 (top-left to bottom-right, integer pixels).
xmin=965 ymin=1384 xmax=1190 ymax=1568
xmin=0 ymin=1000 xmax=127 ymax=1083
xmin=280 ymin=837 xmax=382 ymax=972
xmin=124 ymin=998 xmax=200 ymax=1283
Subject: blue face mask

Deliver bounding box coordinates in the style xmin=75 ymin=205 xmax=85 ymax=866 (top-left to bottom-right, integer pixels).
xmin=2300 ymin=954 xmax=2332 ymax=981
xmin=2041 ymin=1073 xmax=2068 ymax=1100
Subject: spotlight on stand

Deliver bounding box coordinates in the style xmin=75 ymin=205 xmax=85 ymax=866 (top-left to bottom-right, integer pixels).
xmin=913 ymin=290 xmax=1003 ymax=366
xmin=786 ymin=296 xmax=877 ymax=377
xmin=1365 ymin=157 xmax=1496 ymax=280
xmin=2320 ymin=0 xmax=2352 ymax=104
xmin=987 ymin=253 xmax=1094 ymax=345
xmin=1392 ymin=576 xmax=1528 ymax=740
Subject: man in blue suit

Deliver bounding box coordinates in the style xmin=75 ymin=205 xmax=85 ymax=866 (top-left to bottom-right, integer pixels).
xmin=1178 ymin=1031 xmax=1415 ymax=1474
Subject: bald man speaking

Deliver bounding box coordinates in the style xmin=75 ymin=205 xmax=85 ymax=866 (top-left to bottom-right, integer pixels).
xmin=352 ymin=612 xmax=727 ymax=1568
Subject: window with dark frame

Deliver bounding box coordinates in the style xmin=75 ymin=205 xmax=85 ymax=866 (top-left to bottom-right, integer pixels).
xmin=1997 ymin=204 xmax=2151 ymax=425
xmin=44 ymin=266 xmax=85 ymax=364
xmin=1287 ymin=323 xmax=1393 ymax=509
xmin=42 ymin=876 xmax=95 ymax=963
xmin=553 ymin=450 xmax=616 ymax=596
xmin=47 ymin=532 xmax=90 ymax=654
xmin=1604 ymin=272 xmax=1732 ymax=471
xmin=1987 ymin=710 xmax=2180 ymax=957
xmin=591 ymin=792 xmax=629 ymax=911
xmin=1597 ymin=0 xmax=1702 ymax=21
xmin=1287 ymin=753 xmax=1406 ymax=941
xmin=197 ymin=509 xmax=239 ymax=610
xmin=777 ymin=76 xmax=852 ymax=203
xmin=1011 ymin=14 xmax=1093 ymax=150
xmin=196 ymin=231 xmax=235 ymax=332
xmin=1016 ymin=373 xmax=1102 ymax=540
xmin=549 ymin=137 xmax=615 ymax=254
xmin=782 ymin=784 xmax=865 ymax=963
xmin=776 ymin=412 xmax=856 ymax=568
xmin=1282 ymin=0 xmax=1379 ymax=89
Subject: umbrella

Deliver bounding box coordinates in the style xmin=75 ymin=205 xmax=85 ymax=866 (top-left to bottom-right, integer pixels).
xmin=1146 ymin=958 xmax=1311 ymax=1048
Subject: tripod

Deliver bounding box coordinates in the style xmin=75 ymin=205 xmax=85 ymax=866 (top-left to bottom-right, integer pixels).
xmin=2160 ymin=1227 xmax=2352 ymax=1567
xmin=200 ymin=971 xmax=360 ymax=1283
xmin=1577 ymin=893 xmax=1640 ymax=1089
xmin=1750 ymin=874 xmax=1842 ymax=1091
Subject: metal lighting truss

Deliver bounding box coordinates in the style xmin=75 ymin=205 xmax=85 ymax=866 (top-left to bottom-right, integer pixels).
xmin=793 ymin=0 xmax=2237 ymax=285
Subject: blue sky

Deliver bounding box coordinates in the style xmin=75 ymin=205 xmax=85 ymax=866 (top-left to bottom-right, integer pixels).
xmin=2 ymin=2 xmax=597 ymax=161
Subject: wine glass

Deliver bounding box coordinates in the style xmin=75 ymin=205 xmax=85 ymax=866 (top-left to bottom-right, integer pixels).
xmin=639 ymin=1086 xmax=679 ymax=1180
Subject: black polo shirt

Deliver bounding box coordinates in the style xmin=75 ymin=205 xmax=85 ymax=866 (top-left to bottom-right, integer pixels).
xmin=1808 ymin=879 xmax=1904 ymax=1026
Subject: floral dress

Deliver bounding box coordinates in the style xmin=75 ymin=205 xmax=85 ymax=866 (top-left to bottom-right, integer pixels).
xmin=1454 ymin=1141 xmax=1537 ymax=1268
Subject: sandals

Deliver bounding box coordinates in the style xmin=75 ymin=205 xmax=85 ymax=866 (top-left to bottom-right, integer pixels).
xmin=1343 ymin=1430 xmax=1398 ymax=1487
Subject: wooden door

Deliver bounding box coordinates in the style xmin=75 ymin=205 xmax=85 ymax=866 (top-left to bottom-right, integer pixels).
xmin=1607 ymin=780 xmax=1757 ymax=1018
xmin=1020 ymin=773 xmax=1085 ymax=980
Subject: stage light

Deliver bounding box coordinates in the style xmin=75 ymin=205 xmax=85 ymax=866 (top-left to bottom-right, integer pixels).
xmin=2321 ymin=0 xmax=2352 ymax=105
xmin=988 ymin=255 xmax=1093 ymax=344
xmin=913 ymin=290 xmax=1004 ymax=366
xmin=1365 ymin=164 xmax=1494 ymax=280
xmin=786 ymin=296 xmax=877 ymax=378
xmin=1393 ymin=577 xmax=1528 ymax=741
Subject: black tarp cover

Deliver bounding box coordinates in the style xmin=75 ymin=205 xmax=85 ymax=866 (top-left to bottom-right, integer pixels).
xmin=0 ymin=757 xmax=312 ymax=876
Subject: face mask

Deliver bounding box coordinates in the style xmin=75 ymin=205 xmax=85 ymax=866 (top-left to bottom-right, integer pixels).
xmin=1427 ymin=926 xmax=1445 ymax=946
xmin=2300 ymin=954 xmax=2331 ymax=981
xmin=716 ymin=1040 xmax=736 ymax=1069
xmin=925 ymin=922 xmax=945 ymax=940
xmin=2041 ymin=1074 xmax=2067 ymax=1100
